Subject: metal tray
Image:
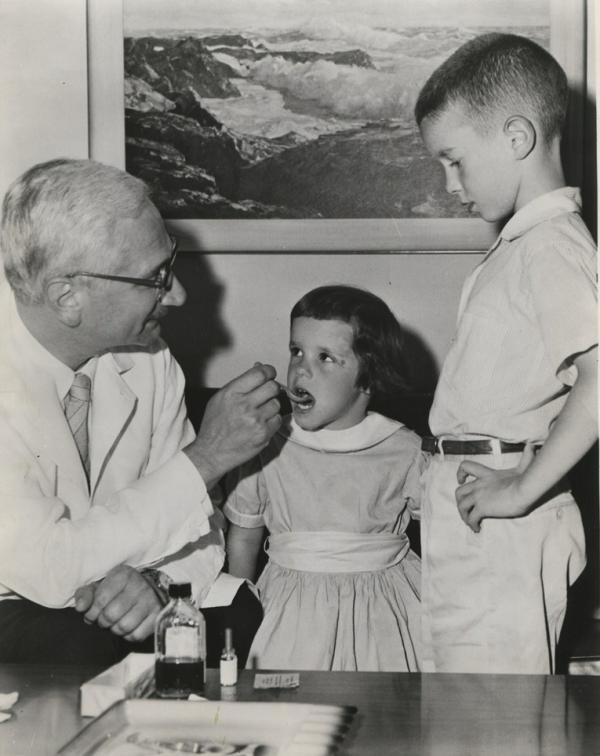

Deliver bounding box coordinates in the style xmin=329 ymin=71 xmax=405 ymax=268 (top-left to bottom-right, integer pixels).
xmin=58 ymin=698 xmax=356 ymax=755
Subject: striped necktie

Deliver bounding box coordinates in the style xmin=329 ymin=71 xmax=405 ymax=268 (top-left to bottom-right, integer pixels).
xmin=64 ymin=372 xmax=92 ymax=479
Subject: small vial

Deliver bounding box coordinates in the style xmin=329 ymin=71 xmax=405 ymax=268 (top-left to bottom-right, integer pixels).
xmin=154 ymin=582 xmax=206 ymax=698
xmin=220 ymin=627 xmax=238 ymax=686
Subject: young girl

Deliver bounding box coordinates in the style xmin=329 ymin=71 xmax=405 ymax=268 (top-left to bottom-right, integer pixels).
xmin=223 ymin=285 xmax=427 ymax=671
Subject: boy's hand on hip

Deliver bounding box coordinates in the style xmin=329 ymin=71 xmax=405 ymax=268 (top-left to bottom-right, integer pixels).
xmin=455 ymin=445 xmax=536 ymax=532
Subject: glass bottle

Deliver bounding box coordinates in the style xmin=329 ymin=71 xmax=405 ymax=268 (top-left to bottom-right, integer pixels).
xmin=154 ymin=582 xmax=206 ymax=698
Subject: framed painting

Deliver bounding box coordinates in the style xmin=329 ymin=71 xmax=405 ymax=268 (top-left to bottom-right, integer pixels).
xmin=87 ymin=0 xmax=587 ymax=252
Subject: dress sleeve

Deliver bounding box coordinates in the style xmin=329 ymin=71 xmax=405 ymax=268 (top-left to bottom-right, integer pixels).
xmin=223 ymin=455 xmax=269 ymax=529
xmin=525 ymin=222 xmax=597 ymax=386
xmin=404 ymin=448 xmax=431 ymax=521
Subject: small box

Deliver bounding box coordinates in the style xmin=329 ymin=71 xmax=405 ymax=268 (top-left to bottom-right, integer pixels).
xmin=80 ymin=652 xmax=154 ymax=718
xmin=568 ymin=658 xmax=600 ymax=675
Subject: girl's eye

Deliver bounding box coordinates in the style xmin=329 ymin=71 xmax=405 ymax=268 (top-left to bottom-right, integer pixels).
xmin=319 ymin=352 xmax=334 ymax=363
xmin=450 ymin=159 xmax=461 ymax=168
xmin=289 ymin=346 xmax=301 ymax=358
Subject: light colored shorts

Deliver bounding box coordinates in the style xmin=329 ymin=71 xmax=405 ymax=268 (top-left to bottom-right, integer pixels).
xmin=421 ymin=450 xmax=586 ymax=673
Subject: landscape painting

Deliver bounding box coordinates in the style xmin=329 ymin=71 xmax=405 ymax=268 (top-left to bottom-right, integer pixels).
xmin=122 ymin=0 xmax=550 ymax=225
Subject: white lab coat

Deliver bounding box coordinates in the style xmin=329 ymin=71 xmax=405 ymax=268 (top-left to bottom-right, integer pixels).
xmin=0 ymin=283 xmax=224 ymax=608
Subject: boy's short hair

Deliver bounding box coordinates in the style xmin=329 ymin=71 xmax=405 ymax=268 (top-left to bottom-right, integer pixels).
xmin=414 ymin=32 xmax=568 ymax=144
xmin=290 ymin=284 xmax=411 ymax=401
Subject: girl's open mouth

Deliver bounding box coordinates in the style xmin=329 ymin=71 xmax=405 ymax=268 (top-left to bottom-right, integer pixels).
xmin=287 ymin=386 xmax=315 ymax=410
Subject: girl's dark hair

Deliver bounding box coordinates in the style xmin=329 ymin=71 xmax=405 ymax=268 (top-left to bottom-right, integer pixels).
xmin=290 ymin=285 xmax=411 ymax=402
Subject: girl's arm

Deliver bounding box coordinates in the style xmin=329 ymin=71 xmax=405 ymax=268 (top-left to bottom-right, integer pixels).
xmin=455 ymin=345 xmax=598 ymax=532
xmin=226 ymin=523 xmax=265 ymax=582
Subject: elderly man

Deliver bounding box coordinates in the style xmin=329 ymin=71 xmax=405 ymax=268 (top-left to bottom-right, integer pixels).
xmin=0 ymin=158 xmax=281 ymax=665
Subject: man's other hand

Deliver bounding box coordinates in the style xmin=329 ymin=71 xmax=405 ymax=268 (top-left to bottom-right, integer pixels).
xmin=74 ymin=565 xmax=161 ymax=642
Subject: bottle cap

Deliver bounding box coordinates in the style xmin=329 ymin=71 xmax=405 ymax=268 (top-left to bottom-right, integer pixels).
xmin=168 ymin=582 xmax=192 ymax=599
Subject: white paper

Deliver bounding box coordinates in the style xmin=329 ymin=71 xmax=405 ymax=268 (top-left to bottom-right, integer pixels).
xmin=200 ymin=572 xmax=246 ymax=608
xmin=80 ymin=653 xmax=154 ymax=718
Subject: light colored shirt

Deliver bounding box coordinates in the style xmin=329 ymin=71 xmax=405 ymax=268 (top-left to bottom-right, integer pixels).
xmin=430 ymin=187 xmax=597 ymax=443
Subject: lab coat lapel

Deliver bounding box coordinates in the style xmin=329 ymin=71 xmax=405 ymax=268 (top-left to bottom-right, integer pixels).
xmin=36 ymin=381 xmax=86 ymax=483
xmin=1 ymin=366 xmax=91 ymax=506
xmin=0 ymin=285 xmax=89 ymax=501
xmin=89 ymin=353 xmax=137 ymax=496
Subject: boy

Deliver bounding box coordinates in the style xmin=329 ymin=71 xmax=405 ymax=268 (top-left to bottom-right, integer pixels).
xmin=414 ymin=33 xmax=597 ymax=673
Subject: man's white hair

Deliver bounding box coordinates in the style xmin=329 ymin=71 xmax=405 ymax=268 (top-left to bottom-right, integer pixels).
xmin=0 ymin=158 xmax=151 ymax=304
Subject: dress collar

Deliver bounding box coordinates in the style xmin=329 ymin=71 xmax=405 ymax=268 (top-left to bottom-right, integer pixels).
xmin=279 ymin=412 xmax=402 ymax=453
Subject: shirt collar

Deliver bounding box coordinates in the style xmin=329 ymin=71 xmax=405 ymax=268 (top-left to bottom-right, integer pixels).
xmin=488 ymin=186 xmax=582 ymax=254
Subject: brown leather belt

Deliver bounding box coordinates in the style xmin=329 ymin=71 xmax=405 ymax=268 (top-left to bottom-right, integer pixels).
xmin=421 ymin=437 xmax=529 ymax=455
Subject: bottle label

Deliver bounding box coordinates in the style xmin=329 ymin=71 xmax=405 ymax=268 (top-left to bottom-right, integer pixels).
xmin=220 ymin=657 xmax=238 ymax=686
xmin=165 ymin=626 xmax=200 ymax=658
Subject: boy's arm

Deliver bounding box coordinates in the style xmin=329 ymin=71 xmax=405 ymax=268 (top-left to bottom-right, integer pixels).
xmin=226 ymin=523 xmax=265 ymax=582
xmin=456 ymin=346 xmax=597 ymax=532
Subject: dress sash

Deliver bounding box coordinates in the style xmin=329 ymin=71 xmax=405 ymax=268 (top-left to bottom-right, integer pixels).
xmin=266 ymin=531 xmax=410 ymax=573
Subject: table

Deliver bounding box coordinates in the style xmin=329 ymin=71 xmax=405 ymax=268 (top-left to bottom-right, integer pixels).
xmin=1 ymin=664 xmax=600 ymax=755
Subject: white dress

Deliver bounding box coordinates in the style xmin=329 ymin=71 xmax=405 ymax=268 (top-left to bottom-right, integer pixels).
xmin=223 ymin=413 xmax=426 ymax=671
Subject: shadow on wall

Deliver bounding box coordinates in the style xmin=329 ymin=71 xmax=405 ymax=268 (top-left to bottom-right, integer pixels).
xmin=161 ymin=252 xmax=231 ymax=393
xmin=161 ymin=251 xmax=440 ymax=436
xmin=401 ymin=326 xmax=439 ymax=395
xmin=562 ymin=86 xmax=597 ymax=242
xmin=162 ymin=251 xmax=440 ymax=398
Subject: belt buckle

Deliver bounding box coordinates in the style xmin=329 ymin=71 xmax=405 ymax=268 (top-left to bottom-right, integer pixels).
xmin=437 ymin=435 xmax=450 ymax=460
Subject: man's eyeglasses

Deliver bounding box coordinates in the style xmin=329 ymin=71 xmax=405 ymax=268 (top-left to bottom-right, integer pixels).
xmin=65 ymin=234 xmax=179 ymax=301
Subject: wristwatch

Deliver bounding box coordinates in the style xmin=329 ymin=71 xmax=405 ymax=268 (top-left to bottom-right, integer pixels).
xmin=142 ymin=568 xmax=173 ymax=606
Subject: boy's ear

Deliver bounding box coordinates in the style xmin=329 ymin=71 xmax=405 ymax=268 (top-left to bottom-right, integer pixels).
xmin=503 ymin=115 xmax=536 ymax=160
xmin=45 ymin=278 xmax=84 ymax=327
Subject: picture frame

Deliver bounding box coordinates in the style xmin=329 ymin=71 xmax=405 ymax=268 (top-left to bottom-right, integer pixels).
xmin=87 ymin=0 xmax=587 ymax=253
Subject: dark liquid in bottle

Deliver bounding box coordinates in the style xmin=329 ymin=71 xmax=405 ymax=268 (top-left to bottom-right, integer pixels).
xmin=155 ymin=659 xmax=205 ymax=697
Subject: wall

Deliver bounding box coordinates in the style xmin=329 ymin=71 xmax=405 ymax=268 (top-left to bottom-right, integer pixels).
xmin=0 ymin=0 xmax=88 ymax=198
xmin=0 ymin=0 xmax=481 ymax=390
xmin=163 ymin=252 xmax=477 ymax=390
xmin=0 ymin=0 xmax=594 ymax=393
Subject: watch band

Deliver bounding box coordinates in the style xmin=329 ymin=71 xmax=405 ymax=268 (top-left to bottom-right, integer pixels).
xmin=142 ymin=568 xmax=173 ymax=606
